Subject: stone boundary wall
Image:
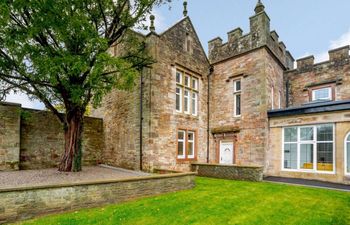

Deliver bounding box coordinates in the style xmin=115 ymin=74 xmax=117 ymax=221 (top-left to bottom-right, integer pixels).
xmin=0 ymin=172 xmax=196 ymax=224
xmin=191 ymin=163 xmax=263 ymax=182
xmin=0 ymin=102 xmax=104 ymax=171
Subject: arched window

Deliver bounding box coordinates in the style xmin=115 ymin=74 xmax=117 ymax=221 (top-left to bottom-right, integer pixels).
xmin=346 ymin=133 xmax=350 ymax=175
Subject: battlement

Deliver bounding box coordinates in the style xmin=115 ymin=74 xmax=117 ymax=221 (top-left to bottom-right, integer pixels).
xmin=208 ymin=3 xmax=294 ymax=69
xmin=293 ymin=45 xmax=350 ymax=72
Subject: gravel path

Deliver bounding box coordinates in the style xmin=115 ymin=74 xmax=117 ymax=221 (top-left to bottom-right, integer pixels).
xmin=0 ymin=165 xmax=150 ymax=189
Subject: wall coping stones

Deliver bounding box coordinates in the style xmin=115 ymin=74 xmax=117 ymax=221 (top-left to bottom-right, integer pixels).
xmin=191 ymin=163 xmax=263 ymax=182
xmin=0 ymin=101 xmax=21 ymax=107
xmin=0 ymin=172 xmax=197 ymax=193
xmin=192 ymin=163 xmax=263 ymax=169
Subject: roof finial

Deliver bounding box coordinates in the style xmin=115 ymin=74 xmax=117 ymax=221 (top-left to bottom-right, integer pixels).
xmin=255 ymin=0 xmax=265 ymax=14
xmin=149 ymin=15 xmax=155 ymax=32
xmin=183 ymin=1 xmax=188 ymax=17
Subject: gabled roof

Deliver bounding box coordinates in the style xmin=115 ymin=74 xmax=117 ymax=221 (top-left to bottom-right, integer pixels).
xmin=147 ymin=16 xmax=209 ymax=64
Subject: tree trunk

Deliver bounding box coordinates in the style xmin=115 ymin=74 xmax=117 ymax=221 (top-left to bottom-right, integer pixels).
xmin=58 ymin=109 xmax=84 ymax=172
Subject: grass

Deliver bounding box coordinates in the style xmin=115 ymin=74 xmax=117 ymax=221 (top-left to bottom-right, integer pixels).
xmin=19 ymin=177 xmax=350 ymax=225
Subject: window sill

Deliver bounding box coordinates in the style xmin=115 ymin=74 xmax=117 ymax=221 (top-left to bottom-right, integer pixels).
xmin=281 ymin=169 xmax=336 ymax=175
xmin=177 ymin=158 xmax=197 ymax=163
xmin=175 ymin=112 xmax=199 ymax=119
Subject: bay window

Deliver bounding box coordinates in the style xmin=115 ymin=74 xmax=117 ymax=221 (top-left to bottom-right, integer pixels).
xmin=175 ymin=69 xmax=199 ymax=116
xmin=283 ymin=124 xmax=334 ymax=173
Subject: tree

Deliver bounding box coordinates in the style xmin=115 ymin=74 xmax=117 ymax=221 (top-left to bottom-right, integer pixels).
xmin=0 ymin=0 xmax=169 ymax=172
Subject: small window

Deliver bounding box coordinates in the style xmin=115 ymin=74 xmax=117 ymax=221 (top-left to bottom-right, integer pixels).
xmin=187 ymin=132 xmax=195 ymax=158
xmin=184 ymin=90 xmax=190 ymax=114
xmin=185 ymin=75 xmax=190 ymax=87
xmin=192 ymin=78 xmax=198 ymax=90
xmin=191 ymin=92 xmax=198 ymax=116
xmin=176 ymin=87 xmax=182 ymax=112
xmin=176 ymin=71 xmax=182 ymax=84
xmin=177 ymin=130 xmax=186 ymax=159
xmin=312 ymin=87 xmax=332 ymax=101
xmin=233 ymin=80 xmax=241 ymax=117
xmin=177 ymin=130 xmax=196 ymax=160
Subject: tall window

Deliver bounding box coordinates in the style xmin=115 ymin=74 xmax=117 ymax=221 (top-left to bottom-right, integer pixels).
xmin=177 ymin=130 xmax=185 ymax=159
xmin=175 ymin=70 xmax=199 ymax=116
xmin=278 ymin=91 xmax=282 ymax=109
xmin=345 ymin=133 xmax=350 ymax=175
xmin=312 ymin=87 xmax=332 ymax=101
xmin=233 ymin=80 xmax=241 ymax=117
xmin=271 ymin=87 xmax=274 ymax=110
xmin=283 ymin=124 xmax=334 ymax=173
xmin=177 ymin=130 xmax=196 ymax=160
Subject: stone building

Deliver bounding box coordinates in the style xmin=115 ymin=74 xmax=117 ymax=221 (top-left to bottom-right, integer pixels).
xmin=2 ymin=1 xmax=348 ymax=185
xmin=92 ymin=0 xmax=350 ymax=184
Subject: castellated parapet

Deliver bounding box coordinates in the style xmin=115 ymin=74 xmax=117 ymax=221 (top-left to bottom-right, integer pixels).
xmin=208 ymin=7 xmax=294 ymax=69
xmin=293 ymin=45 xmax=350 ymax=73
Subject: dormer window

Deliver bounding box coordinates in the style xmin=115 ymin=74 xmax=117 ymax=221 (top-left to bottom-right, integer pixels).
xmin=311 ymin=87 xmax=332 ymax=101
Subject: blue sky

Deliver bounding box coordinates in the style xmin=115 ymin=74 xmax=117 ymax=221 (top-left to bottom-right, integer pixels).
xmin=5 ymin=0 xmax=350 ymax=109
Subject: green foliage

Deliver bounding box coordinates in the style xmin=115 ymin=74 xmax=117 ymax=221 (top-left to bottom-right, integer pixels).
xmin=20 ymin=110 xmax=32 ymax=122
xmin=0 ymin=0 xmax=168 ymax=122
xmin=20 ymin=177 xmax=350 ymax=225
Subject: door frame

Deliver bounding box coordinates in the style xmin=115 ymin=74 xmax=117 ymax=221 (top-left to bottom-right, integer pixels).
xmin=219 ymin=140 xmax=234 ymax=164
xmin=215 ymin=134 xmax=237 ymax=164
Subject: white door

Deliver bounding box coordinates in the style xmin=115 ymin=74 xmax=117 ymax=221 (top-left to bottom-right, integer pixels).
xmin=220 ymin=141 xmax=234 ymax=164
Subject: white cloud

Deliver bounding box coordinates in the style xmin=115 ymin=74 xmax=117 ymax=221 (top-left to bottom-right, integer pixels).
xmin=330 ymin=28 xmax=350 ymax=49
xmin=5 ymin=91 xmax=45 ymax=110
xmin=298 ymin=28 xmax=350 ymax=63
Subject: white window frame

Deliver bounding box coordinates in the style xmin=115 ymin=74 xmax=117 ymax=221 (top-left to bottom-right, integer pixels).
xmin=184 ymin=89 xmax=190 ymax=114
xmin=177 ymin=130 xmax=186 ymax=159
xmin=175 ymin=69 xmax=199 ymax=117
xmin=345 ymin=132 xmax=350 ymax=176
xmin=176 ymin=71 xmax=182 ymax=84
xmin=312 ymin=87 xmax=332 ymax=101
xmin=281 ymin=124 xmax=335 ymax=174
xmin=176 ymin=86 xmax=182 ymax=112
xmin=187 ymin=131 xmax=195 ymax=159
xmin=233 ymin=79 xmax=241 ymax=117
xmin=184 ymin=75 xmax=191 ymax=88
xmin=191 ymin=92 xmax=198 ymax=116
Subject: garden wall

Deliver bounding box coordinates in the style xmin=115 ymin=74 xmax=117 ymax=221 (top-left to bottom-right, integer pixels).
xmin=0 ymin=102 xmax=104 ymax=171
xmin=0 ymin=173 xmax=196 ymax=224
xmin=191 ymin=163 xmax=263 ymax=181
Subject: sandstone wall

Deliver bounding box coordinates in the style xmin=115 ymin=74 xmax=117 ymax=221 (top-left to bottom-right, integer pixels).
xmin=285 ymin=46 xmax=350 ymax=107
xmin=0 ymin=103 xmax=104 ymax=171
xmin=144 ymin=17 xmax=210 ymax=172
xmin=210 ymin=48 xmax=275 ymax=166
xmin=0 ymin=173 xmax=195 ymax=224
xmin=191 ymin=163 xmax=263 ymax=182
xmin=0 ymin=102 xmax=21 ymax=171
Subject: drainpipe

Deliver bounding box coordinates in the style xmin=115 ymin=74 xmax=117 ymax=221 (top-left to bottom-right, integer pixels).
xmin=140 ymin=72 xmax=144 ymax=171
xmin=207 ymin=66 xmax=214 ymax=163
xmin=285 ymin=79 xmax=289 ymax=108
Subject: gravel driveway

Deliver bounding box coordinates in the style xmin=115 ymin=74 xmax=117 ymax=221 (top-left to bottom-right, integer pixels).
xmin=0 ymin=165 xmax=150 ymax=189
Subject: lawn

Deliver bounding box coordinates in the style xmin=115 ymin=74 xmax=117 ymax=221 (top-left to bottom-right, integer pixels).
xmin=19 ymin=177 xmax=350 ymax=225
